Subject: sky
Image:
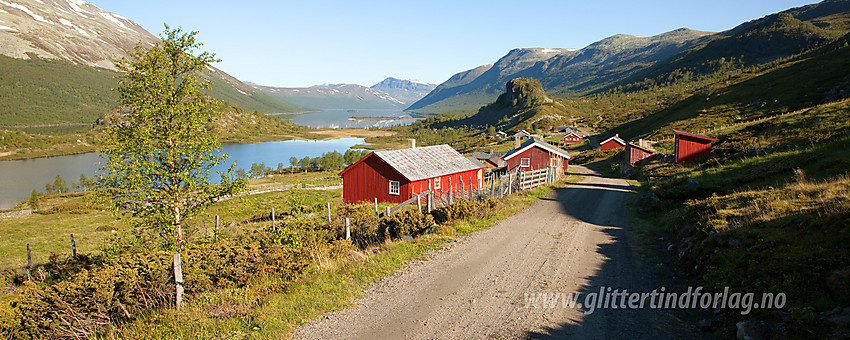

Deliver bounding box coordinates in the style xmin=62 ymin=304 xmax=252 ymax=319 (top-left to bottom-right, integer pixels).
xmin=92 ymin=0 xmax=819 ymax=88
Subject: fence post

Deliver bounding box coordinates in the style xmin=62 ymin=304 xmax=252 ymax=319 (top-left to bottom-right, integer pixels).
xmin=374 ymin=198 xmax=378 ymax=217
xmin=70 ymin=234 xmax=76 ymax=258
xmin=427 ymin=191 xmax=433 ymax=213
xmin=417 ymin=193 xmax=422 ymax=213
xmin=386 ymin=206 xmax=391 ymax=217
xmin=448 ymin=177 xmax=453 ymax=204
xmin=490 ymin=176 xmax=496 ymax=198
xmin=26 ymin=243 xmax=32 ymax=280
xmin=497 ymin=175 xmax=503 ymax=198
xmin=271 ymin=207 xmax=276 ymax=231
xmin=173 ymin=253 xmax=184 ymax=310
xmin=469 ymin=180 xmax=473 ymax=201
xmin=460 ymin=178 xmax=465 ymax=199
xmin=215 ymin=215 xmax=219 ymax=241
xmin=345 ymin=218 xmax=350 ymax=240
xmin=508 ymin=173 xmax=513 ymax=195
xmin=327 ymin=202 xmax=332 ymax=223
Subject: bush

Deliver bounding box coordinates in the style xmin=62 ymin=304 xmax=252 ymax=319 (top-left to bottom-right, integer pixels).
xmin=379 ymin=210 xmax=435 ymax=240
xmin=336 ymin=204 xmax=381 ymax=248
xmin=430 ymin=198 xmax=501 ymax=224
xmin=0 ymin=232 xmax=308 ymax=338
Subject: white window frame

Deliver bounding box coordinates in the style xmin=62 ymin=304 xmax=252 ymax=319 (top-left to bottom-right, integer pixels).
xmin=433 ymin=177 xmax=441 ymax=189
xmin=520 ymin=158 xmax=531 ymax=167
xmin=389 ymin=180 xmax=400 ymax=195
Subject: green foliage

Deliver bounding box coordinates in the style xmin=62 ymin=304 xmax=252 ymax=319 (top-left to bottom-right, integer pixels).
xmin=0 ymin=232 xmax=307 ymax=338
xmin=27 ymin=190 xmax=39 ymax=211
xmin=335 ymin=204 xmax=380 ymax=248
xmin=379 ymin=210 xmax=435 ymax=240
xmin=102 ymin=26 xmax=246 ymax=250
xmin=44 ymin=175 xmax=68 ymax=194
xmin=249 ymin=162 xmax=270 ymax=178
xmin=430 ymin=198 xmax=503 ymax=224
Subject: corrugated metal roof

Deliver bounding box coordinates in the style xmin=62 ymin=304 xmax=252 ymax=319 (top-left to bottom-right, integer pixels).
xmin=375 ymin=145 xmax=485 ymax=182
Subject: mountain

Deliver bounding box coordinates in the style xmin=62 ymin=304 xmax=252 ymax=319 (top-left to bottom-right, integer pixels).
xmin=407 ymin=29 xmax=712 ymax=114
xmin=252 ymin=83 xmax=409 ymax=110
xmin=0 ymin=0 xmax=300 ymax=126
xmin=369 ymin=77 xmax=436 ymax=105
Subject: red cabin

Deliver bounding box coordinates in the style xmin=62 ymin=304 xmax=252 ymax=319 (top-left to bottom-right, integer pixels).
xmin=600 ymin=134 xmax=626 ymax=151
xmin=339 ymin=145 xmax=486 ymax=204
xmin=674 ymin=130 xmax=717 ymax=164
xmin=563 ymin=131 xmax=583 ymax=145
xmin=503 ymin=138 xmax=570 ymax=178
xmin=625 ymin=140 xmax=656 ymax=165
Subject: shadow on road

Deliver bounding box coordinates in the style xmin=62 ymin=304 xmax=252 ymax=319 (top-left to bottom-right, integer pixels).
xmin=521 ymin=172 xmax=705 ymax=339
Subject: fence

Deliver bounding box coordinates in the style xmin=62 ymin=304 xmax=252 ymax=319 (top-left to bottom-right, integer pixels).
xmin=386 ymin=167 xmax=558 ymax=215
xmin=644 ymin=111 xmax=798 ymax=144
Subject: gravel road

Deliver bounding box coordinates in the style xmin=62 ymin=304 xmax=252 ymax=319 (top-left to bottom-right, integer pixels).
xmin=297 ymin=166 xmax=696 ymax=339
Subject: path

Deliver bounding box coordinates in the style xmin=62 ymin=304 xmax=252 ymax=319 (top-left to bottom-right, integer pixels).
xmin=297 ymin=165 xmax=696 ymax=339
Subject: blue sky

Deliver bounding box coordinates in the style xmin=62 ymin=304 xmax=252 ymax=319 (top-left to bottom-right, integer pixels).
xmin=92 ymin=0 xmax=818 ymax=88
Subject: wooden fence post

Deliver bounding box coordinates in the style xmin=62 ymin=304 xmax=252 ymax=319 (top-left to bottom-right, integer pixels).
xmin=70 ymin=234 xmax=76 ymax=258
xmin=345 ymin=218 xmax=350 ymax=240
xmin=508 ymin=173 xmax=513 ymax=195
xmin=271 ymin=207 xmax=276 ymax=231
xmin=26 ymin=243 xmax=32 ymax=281
xmin=448 ymin=177 xmax=453 ymax=204
xmin=215 ymin=215 xmax=219 ymax=241
xmin=469 ymin=180 xmax=473 ymax=201
xmin=173 ymin=253 xmax=184 ymax=310
xmin=327 ymin=202 xmax=332 ymax=223
xmin=460 ymin=178 xmax=465 ymax=199
xmin=386 ymin=207 xmax=391 ymax=217
xmin=490 ymin=177 xmax=496 ymax=198
xmin=497 ymin=175 xmax=503 ymax=198
xmin=374 ymin=198 xmax=378 ymax=217
xmin=417 ymin=194 xmax=422 ymax=213
xmin=427 ymin=191 xmax=433 ymax=212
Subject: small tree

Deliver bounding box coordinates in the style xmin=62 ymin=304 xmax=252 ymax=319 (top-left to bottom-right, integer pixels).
xmin=28 ymin=190 xmax=39 ymax=211
xmin=289 ymin=156 xmax=298 ymax=173
xmin=46 ymin=175 xmax=68 ymax=194
xmin=102 ymin=26 xmax=245 ymax=250
xmin=298 ymin=156 xmax=311 ymax=172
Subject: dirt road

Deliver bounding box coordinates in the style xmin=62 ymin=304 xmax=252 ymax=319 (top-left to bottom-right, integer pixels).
xmin=297 ymin=166 xmax=695 ymax=339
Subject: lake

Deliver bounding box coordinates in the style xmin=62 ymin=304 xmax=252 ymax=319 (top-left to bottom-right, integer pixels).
xmin=0 ymin=138 xmax=364 ymax=210
xmin=288 ymin=109 xmax=420 ymax=128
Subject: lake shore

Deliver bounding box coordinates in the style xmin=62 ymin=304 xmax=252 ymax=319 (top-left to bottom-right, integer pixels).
xmin=0 ymin=128 xmax=394 ymax=161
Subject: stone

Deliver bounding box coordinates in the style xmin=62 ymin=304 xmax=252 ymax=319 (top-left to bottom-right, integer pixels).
xmin=402 ymin=235 xmax=413 ymax=241
xmin=686 ymin=179 xmax=700 ymax=189
xmin=696 ymin=319 xmax=713 ymax=332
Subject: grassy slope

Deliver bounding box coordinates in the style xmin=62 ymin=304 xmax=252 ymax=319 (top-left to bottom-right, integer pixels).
xmin=0 ymin=55 xmax=118 ymax=126
xmin=624 ymin=100 xmax=850 ymax=337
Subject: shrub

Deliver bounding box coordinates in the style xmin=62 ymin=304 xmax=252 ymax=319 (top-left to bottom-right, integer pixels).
xmin=336 ymin=204 xmax=381 ymax=248
xmin=0 ymin=232 xmax=308 ymax=338
xmin=379 ymin=210 xmax=435 ymax=240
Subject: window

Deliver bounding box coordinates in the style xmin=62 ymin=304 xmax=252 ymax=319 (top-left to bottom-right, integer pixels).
xmin=550 ymin=157 xmax=561 ymax=167
xmin=433 ymin=177 xmax=441 ymax=189
xmin=389 ymin=180 xmax=400 ymax=195
xmin=520 ymin=158 xmax=530 ymax=167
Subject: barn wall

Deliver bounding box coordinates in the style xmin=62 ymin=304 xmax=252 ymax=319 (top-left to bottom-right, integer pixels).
xmin=342 ymin=155 xmax=409 ymax=204
xmin=506 ymin=146 xmax=568 ymax=174
xmin=600 ymin=140 xmax=625 ymax=151
xmin=626 ymin=144 xmax=654 ymax=165
xmin=675 ymin=135 xmax=713 ymax=164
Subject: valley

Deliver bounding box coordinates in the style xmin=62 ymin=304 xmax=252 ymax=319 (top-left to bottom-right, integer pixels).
xmin=1 ymin=0 xmax=849 ymax=339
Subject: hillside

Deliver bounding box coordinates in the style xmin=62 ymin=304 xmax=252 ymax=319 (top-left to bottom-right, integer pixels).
xmin=0 ymin=0 xmax=301 ymax=126
xmin=370 ymin=77 xmax=436 ymax=105
xmin=407 ymin=29 xmax=712 ymax=114
xmin=252 ymin=83 xmax=407 ymax=110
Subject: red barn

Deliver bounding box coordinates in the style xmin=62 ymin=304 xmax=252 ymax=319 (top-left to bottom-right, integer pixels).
xmin=600 ymin=134 xmax=626 ymax=151
xmin=563 ymin=131 xmax=583 ymax=145
xmin=674 ymin=130 xmax=717 ymax=164
xmin=339 ymin=145 xmax=486 ymax=204
xmin=503 ymin=138 xmax=570 ymax=178
xmin=625 ymin=139 xmax=656 ymax=165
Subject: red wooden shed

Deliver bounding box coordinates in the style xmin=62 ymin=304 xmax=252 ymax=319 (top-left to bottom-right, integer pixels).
xmin=339 ymin=145 xmax=486 ymax=204
xmin=563 ymin=131 xmax=583 ymax=145
xmin=625 ymin=139 xmax=657 ymax=165
xmin=673 ymin=130 xmax=717 ymax=164
xmin=503 ymin=138 xmax=571 ymax=178
xmin=600 ymin=134 xmax=626 ymax=151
